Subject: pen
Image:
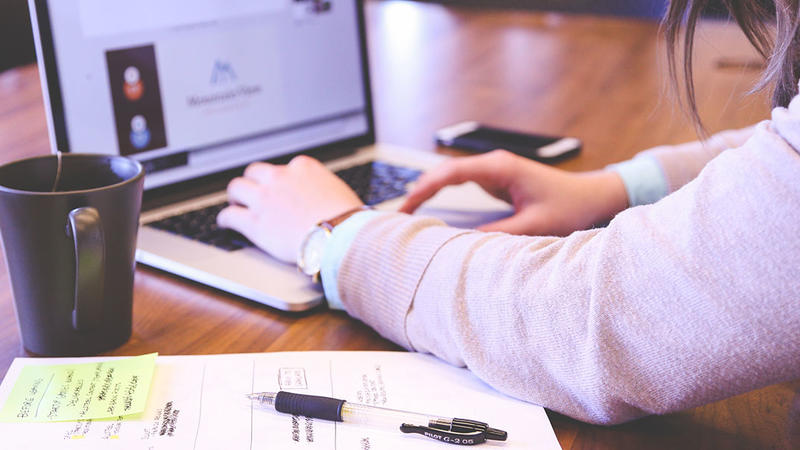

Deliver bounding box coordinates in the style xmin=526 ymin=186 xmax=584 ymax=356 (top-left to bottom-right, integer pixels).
xmin=246 ymin=391 xmax=508 ymax=446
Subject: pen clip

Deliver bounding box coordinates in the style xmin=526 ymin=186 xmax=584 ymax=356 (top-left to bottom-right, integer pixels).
xmin=400 ymin=423 xmax=486 ymax=446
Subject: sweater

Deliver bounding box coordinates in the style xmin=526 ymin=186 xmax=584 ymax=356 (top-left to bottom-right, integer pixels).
xmin=330 ymin=99 xmax=800 ymax=425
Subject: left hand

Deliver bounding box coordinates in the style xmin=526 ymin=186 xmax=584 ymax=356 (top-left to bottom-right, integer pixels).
xmin=217 ymin=155 xmax=363 ymax=263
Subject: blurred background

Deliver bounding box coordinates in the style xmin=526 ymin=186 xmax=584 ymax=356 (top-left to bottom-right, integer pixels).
xmin=1 ymin=0 xmax=35 ymax=73
xmin=0 ymin=0 xmax=732 ymax=74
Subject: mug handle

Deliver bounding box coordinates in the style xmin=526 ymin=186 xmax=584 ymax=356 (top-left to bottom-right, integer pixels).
xmin=67 ymin=207 xmax=105 ymax=331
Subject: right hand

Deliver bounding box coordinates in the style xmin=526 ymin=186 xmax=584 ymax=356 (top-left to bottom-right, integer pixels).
xmin=399 ymin=150 xmax=629 ymax=236
xmin=217 ymin=155 xmax=363 ymax=264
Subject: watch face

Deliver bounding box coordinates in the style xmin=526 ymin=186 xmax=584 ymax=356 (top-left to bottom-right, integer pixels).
xmin=299 ymin=227 xmax=329 ymax=276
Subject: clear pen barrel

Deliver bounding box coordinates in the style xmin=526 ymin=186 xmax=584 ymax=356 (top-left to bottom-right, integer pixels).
xmin=341 ymin=402 xmax=449 ymax=429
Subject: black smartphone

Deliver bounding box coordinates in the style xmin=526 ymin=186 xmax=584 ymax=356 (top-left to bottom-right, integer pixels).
xmin=435 ymin=122 xmax=581 ymax=163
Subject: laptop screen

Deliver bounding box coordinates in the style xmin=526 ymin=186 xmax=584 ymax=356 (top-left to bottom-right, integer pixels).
xmin=31 ymin=0 xmax=373 ymax=189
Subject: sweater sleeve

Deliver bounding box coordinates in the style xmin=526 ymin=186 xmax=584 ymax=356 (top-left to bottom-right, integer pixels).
xmin=606 ymin=155 xmax=669 ymax=206
xmin=335 ymin=121 xmax=800 ymax=425
xmin=635 ymin=126 xmax=755 ymax=193
xmin=606 ymin=126 xmax=756 ymax=207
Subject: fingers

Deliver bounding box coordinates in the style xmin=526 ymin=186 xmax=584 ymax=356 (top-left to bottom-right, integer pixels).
xmin=217 ymin=204 xmax=257 ymax=236
xmin=244 ymin=156 xmax=321 ymax=184
xmin=399 ymin=161 xmax=469 ymax=213
xmin=400 ymin=151 xmax=513 ymax=214
xmin=287 ymin=154 xmax=322 ymax=169
xmin=244 ymin=162 xmax=279 ymax=184
xmin=226 ymin=177 xmax=262 ymax=208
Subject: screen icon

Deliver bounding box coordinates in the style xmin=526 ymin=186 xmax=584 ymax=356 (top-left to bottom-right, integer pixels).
xmin=129 ymin=115 xmax=151 ymax=149
xmin=123 ymin=66 xmax=144 ymax=101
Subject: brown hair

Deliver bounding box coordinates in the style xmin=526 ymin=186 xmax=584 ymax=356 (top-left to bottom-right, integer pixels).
xmin=664 ymin=0 xmax=800 ymax=130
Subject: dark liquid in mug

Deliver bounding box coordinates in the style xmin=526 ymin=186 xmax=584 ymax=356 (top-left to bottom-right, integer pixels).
xmin=0 ymin=156 xmax=138 ymax=193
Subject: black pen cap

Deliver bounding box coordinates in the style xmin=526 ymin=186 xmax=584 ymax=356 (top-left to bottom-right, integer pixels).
xmin=486 ymin=427 xmax=508 ymax=441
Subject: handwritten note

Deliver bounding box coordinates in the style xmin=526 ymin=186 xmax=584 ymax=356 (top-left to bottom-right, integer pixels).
xmin=0 ymin=353 xmax=156 ymax=422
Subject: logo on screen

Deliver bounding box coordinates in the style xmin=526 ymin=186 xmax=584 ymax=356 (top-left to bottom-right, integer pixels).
xmin=123 ymin=66 xmax=144 ymax=101
xmin=187 ymin=60 xmax=261 ymax=107
xmin=210 ymin=60 xmax=237 ymax=84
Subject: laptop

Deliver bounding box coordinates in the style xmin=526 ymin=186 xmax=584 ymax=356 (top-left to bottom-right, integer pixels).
xmin=28 ymin=0 xmax=512 ymax=311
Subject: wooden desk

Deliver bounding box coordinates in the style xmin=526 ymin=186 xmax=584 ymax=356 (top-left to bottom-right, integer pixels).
xmin=0 ymin=1 xmax=796 ymax=448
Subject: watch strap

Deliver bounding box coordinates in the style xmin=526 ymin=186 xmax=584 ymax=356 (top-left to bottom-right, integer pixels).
xmin=319 ymin=205 xmax=372 ymax=231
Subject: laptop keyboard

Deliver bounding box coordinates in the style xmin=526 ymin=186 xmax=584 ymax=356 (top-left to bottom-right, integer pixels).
xmin=147 ymin=161 xmax=421 ymax=251
xmin=148 ymin=203 xmax=250 ymax=251
xmin=336 ymin=161 xmax=421 ymax=206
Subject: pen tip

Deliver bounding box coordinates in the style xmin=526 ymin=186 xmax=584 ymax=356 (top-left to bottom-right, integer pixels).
xmin=245 ymin=392 xmax=276 ymax=406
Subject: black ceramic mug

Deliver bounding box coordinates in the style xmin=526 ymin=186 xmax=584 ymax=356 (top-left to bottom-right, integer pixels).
xmin=0 ymin=153 xmax=144 ymax=356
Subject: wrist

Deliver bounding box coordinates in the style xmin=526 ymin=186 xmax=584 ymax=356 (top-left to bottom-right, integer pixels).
xmin=297 ymin=206 xmax=372 ymax=283
xmin=580 ymin=170 xmax=629 ymax=225
xmin=319 ymin=210 xmax=387 ymax=310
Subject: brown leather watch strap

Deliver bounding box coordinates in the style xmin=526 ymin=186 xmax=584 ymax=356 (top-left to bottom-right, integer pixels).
xmin=320 ymin=205 xmax=372 ymax=231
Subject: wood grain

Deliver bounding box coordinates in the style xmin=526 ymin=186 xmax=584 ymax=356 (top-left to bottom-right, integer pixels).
xmin=0 ymin=1 xmax=796 ymax=448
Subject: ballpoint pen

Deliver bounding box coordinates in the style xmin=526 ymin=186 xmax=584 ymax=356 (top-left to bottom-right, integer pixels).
xmin=246 ymin=391 xmax=508 ymax=446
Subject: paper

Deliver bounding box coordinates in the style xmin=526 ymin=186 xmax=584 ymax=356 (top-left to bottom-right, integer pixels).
xmin=0 ymin=352 xmax=561 ymax=449
xmin=0 ymin=353 xmax=156 ymax=423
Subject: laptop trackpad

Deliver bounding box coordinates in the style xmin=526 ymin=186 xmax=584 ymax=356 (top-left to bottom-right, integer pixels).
xmin=416 ymin=207 xmax=513 ymax=229
xmin=414 ymin=181 xmax=513 ymax=229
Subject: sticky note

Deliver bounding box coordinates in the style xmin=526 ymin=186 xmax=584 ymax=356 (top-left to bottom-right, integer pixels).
xmin=0 ymin=353 xmax=157 ymax=422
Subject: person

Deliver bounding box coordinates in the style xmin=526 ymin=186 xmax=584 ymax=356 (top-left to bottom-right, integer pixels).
xmin=217 ymin=0 xmax=800 ymax=424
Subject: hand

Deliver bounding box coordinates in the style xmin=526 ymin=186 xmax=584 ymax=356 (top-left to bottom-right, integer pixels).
xmin=217 ymin=155 xmax=363 ymax=263
xmin=400 ymin=150 xmax=628 ymax=236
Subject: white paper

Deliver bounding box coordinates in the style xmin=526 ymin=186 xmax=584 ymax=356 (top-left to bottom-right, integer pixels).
xmin=0 ymin=352 xmax=561 ymax=449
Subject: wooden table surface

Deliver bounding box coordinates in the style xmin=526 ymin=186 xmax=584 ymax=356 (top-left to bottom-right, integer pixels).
xmin=0 ymin=1 xmax=797 ymax=448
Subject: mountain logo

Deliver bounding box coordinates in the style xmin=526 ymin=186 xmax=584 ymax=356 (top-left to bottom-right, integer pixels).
xmin=210 ymin=60 xmax=237 ymax=84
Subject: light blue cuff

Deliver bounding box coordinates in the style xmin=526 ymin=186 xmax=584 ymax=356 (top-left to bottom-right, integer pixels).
xmin=320 ymin=210 xmax=386 ymax=310
xmin=606 ymin=155 xmax=669 ymax=207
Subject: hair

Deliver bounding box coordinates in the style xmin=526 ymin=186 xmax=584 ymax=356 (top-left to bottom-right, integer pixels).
xmin=663 ymin=0 xmax=800 ymax=131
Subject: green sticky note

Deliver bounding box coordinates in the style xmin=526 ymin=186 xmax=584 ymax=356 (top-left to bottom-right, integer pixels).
xmin=0 ymin=353 xmax=157 ymax=422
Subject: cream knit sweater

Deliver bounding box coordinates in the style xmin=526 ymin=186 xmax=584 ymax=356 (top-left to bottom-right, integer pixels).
xmin=334 ymin=98 xmax=800 ymax=425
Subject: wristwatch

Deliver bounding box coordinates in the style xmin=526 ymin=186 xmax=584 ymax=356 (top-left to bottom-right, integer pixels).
xmin=297 ymin=206 xmax=371 ymax=283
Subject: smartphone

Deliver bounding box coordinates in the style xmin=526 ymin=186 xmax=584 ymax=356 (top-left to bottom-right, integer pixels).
xmin=435 ymin=121 xmax=581 ymax=163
